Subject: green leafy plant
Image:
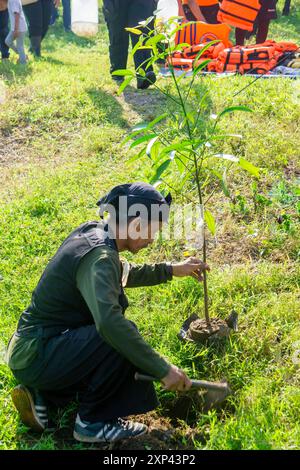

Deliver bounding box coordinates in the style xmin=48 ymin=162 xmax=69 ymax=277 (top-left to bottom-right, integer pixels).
xmin=114 ymin=17 xmax=260 ymax=326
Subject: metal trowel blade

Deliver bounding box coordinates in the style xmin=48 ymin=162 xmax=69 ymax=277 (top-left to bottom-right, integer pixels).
xmin=178 ymin=313 xmax=199 ymax=341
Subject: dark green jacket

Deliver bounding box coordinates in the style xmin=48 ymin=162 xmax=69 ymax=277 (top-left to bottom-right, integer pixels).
xmin=8 ymin=221 xmax=172 ymax=378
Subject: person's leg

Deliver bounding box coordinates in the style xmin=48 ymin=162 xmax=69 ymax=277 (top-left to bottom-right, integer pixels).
xmin=235 ymin=28 xmax=246 ymax=46
xmin=12 ymin=324 xmax=158 ymax=425
xmin=282 ymin=0 xmax=291 ymax=16
xmin=256 ymin=19 xmax=270 ymax=44
xmin=128 ymin=0 xmax=155 ymax=72
xmin=41 ymin=0 xmax=53 ymax=40
xmin=5 ymin=31 xmax=19 ymax=55
xmin=16 ymin=33 xmax=27 ymax=64
xmin=62 ymin=0 xmax=71 ymax=31
xmin=0 ymin=10 xmax=10 ymax=59
xmin=23 ymin=1 xmax=43 ymax=56
xmin=49 ymin=2 xmax=59 ymax=26
xmin=128 ymin=0 xmax=157 ymax=88
xmin=102 ymin=0 xmax=130 ymax=77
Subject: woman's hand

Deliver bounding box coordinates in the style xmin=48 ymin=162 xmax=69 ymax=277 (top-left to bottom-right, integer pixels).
xmin=171 ymin=257 xmax=210 ymax=282
xmin=161 ymin=365 xmax=192 ymax=392
xmin=53 ymin=0 xmax=60 ymax=7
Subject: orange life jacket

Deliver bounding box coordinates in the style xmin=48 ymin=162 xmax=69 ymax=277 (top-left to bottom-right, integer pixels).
xmin=218 ymin=45 xmax=276 ymax=65
xmin=182 ymin=43 xmax=216 ymax=58
xmin=213 ymin=57 xmax=277 ymax=74
xmin=272 ymin=41 xmax=299 ymax=53
xmin=166 ymin=57 xmax=194 ymax=70
xmin=217 ymin=0 xmax=261 ymax=32
xmin=175 ymin=21 xmax=232 ymax=47
xmin=172 ymin=42 xmax=227 ymax=64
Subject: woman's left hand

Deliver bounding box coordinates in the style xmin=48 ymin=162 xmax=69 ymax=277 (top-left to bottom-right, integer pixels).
xmin=171 ymin=257 xmax=210 ymax=282
xmin=53 ymin=0 xmax=60 ymax=7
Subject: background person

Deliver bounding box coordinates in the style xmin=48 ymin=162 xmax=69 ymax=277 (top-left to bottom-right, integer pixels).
xmin=22 ymin=0 xmax=60 ymax=57
xmin=5 ymin=0 xmax=27 ymax=64
xmin=7 ymin=182 xmax=209 ymax=443
xmin=181 ymin=0 xmax=220 ymax=23
xmin=235 ymin=0 xmax=278 ymax=46
xmin=50 ymin=0 xmax=70 ymax=32
xmin=0 ymin=0 xmax=10 ymax=61
xmin=102 ymin=0 xmax=157 ymax=90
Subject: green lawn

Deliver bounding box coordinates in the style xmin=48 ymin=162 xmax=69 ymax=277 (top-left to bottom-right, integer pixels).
xmin=0 ymin=0 xmax=299 ymax=450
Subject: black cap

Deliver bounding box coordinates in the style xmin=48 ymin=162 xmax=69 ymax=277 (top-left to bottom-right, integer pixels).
xmin=97 ymin=182 xmax=172 ymax=223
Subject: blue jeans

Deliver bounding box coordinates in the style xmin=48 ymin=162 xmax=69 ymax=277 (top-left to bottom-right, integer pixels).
xmin=5 ymin=31 xmax=27 ymax=64
xmin=50 ymin=0 xmax=71 ymax=31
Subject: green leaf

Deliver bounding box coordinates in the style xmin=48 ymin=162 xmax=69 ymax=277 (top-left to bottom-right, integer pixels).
xmin=239 ymin=158 xmax=260 ymax=178
xmin=221 ymin=168 xmax=230 ymax=198
xmin=150 ymin=159 xmax=172 ymax=184
xmin=147 ymin=113 xmax=168 ymax=129
xmin=204 ymin=209 xmax=216 ymax=236
xmin=131 ymin=37 xmax=144 ymax=57
xmin=175 ymin=156 xmax=186 ymax=174
xmin=146 ymin=34 xmax=166 ymax=46
xmin=117 ymin=76 xmax=133 ymax=95
xmin=130 ymin=134 xmax=157 ymax=149
xmin=112 ymin=69 xmax=134 ymax=77
xmin=217 ymin=105 xmax=253 ymax=120
xmin=132 ymin=122 xmax=149 ymax=132
xmin=125 ymin=27 xmax=142 ymax=35
xmin=193 ymin=59 xmax=211 ymax=75
xmin=193 ymin=40 xmax=220 ymax=62
xmin=146 ymin=136 xmax=159 ymax=158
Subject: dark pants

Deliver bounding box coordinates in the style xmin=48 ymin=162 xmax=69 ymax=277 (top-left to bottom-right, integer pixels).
xmin=50 ymin=0 xmax=71 ymax=30
xmin=102 ymin=0 xmax=156 ymax=75
xmin=0 ymin=9 xmax=9 ymax=59
xmin=183 ymin=3 xmax=220 ymax=24
xmin=23 ymin=0 xmax=52 ymax=39
xmin=235 ymin=21 xmax=270 ymax=45
xmin=235 ymin=0 xmax=277 ymax=46
xmin=11 ymin=324 xmax=158 ymax=423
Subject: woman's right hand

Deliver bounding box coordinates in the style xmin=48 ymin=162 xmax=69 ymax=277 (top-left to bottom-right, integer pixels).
xmin=161 ymin=365 xmax=192 ymax=392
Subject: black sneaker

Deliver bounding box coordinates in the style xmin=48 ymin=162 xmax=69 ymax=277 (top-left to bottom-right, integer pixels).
xmin=11 ymin=385 xmax=51 ymax=432
xmin=137 ymin=71 xmax=157 ymax=90
xmin=73 ymin=414 xmax=147 ymax=443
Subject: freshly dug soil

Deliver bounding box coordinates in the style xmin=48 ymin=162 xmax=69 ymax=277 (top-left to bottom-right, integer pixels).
xmin=187 ymin=318 xmax=231 ymax=344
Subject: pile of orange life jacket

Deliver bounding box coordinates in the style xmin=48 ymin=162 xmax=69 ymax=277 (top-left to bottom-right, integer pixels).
xmin=209 ymin=41 xmax=299 ymax=74
xmin=167 ymin=40 xmax=299 ymax=75
xmin=167 ymin=42 xmax=226 ymax=70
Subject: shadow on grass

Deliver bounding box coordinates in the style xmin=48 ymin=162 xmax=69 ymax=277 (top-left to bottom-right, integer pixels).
xmin=87 ymin=87 xmax=130 ymax=128
xmin=0 ymin=60 xmax=33 ymax=83
xmin=122 ymin=78 xmax=214 ymax=129
xmin=122 ymin=85 xmax=167 ymax=122
xmin=43 ymin=24 xmax=98 ymax=53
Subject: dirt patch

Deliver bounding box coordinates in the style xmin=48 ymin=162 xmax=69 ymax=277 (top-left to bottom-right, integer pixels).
xmin=188 ymin=318 xmax=231 ymax=343
xmin=17 ymin=410 xmax=198 ymax=450
xmin=115 ymin=86 xmax=164 ymax=123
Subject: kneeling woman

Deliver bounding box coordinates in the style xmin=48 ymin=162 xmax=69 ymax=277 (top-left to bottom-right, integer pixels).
xmin=7 ymin=182 xmax=209 ymax=443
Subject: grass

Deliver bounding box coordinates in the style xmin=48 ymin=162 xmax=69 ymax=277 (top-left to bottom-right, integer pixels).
xmin=0 ymin=0 xmax=299 ymax=450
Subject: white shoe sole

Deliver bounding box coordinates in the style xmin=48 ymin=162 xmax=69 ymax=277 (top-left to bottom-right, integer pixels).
xmin=73 ymin=426 xmax=148 ymax=443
